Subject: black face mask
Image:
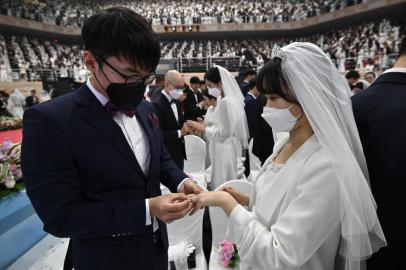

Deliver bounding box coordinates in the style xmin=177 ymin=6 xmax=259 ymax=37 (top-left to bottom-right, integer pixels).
xmin=105 ymin=81 xmax=146 ymax=109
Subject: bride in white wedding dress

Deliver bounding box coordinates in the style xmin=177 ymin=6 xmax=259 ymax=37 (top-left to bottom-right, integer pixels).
xmin=190 ymin=43 xmax=386 ymax=270
xmin=189 ymin=65 xmax=249 ymax=189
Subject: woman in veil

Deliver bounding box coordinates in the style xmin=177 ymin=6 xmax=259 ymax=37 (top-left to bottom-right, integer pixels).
xmin=7 ymin=89 xmax=26 ymax=118
xmin=190 ymin=43 xmax=386 ymax=270
xmin=189 ymin=65 xmax=249 ymax=189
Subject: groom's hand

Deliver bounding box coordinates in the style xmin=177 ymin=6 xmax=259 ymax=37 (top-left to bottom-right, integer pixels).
xmin=179 ymin=179 xmax=203 ymax=195
xmin=149 ymin=193 xmax=193 ymax=223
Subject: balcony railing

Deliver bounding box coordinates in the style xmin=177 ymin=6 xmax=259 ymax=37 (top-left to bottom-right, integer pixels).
xmin=0 ymin=54 xmax=399 ymax=83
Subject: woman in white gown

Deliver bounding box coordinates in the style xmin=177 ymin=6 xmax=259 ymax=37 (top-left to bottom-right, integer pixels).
xmin=190 ymin=66 xmax=249 ymax=189
xmin=7 ymin=89 xmax=26 ymax=118
xmin=190 ymin=43 xmax=386 ymax=270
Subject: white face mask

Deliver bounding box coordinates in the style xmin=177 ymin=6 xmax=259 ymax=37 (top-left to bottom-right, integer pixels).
xmin=208 ymin=87 xmax=221 ymax=98
xmin=261 ymin=104 xmax=302 ymax=132
xmin=169 ymin=89 xmax=183 ymax=100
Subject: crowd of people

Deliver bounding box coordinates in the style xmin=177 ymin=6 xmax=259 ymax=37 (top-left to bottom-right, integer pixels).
xmin=0 ymin=34 xmax=86 ymax=82
xmin=0 ymin=88 xmax=48 ymax=118
xmin=12 ymin=7 xmax=405 ymax=270
xmin=0 ymin=0 xmax=368 ymax=27
xmin=0 ymin=17 xmax=403 ymax=83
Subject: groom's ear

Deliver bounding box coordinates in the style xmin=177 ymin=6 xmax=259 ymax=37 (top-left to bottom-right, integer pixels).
xmin=83 ymin=51 xmax=98 ymax=74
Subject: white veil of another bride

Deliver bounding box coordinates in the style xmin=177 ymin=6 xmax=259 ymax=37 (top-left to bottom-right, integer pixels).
xmin=215 ymin=65 xmax=249 ymax=149
xmin=276 ymin=42 xmax=386 ymax=270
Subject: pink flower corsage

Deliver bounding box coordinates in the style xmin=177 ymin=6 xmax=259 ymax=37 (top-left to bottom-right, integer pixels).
xmin=218 ymin=240 xmax=240 ymax=268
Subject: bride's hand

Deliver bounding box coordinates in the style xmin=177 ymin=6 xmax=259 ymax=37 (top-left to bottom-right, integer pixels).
xmin=221 ymin=187 xmax=250 ymax=206
xmin=189 ymin=191 xmax=238 ymax=216
xmin=187 ymin=120 xmax=206 ymax=133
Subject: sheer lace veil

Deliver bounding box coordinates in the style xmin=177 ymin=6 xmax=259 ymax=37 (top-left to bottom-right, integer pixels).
xmin=216 ymin=65 xmax=249 ymax=149
xmin=277 ymin=42 xmax=386 ymax=270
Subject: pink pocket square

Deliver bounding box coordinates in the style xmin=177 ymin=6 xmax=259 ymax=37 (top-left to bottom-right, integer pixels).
xmin=150 ymin=113 xmax=159 ymax=129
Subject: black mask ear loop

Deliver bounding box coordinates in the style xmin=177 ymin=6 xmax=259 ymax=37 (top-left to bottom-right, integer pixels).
xmin=92 ymin=56 xmax=111 ymax=92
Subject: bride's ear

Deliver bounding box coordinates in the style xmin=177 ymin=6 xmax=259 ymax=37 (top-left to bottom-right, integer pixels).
xmin=218 ymin=82 xmax=223 ymax=91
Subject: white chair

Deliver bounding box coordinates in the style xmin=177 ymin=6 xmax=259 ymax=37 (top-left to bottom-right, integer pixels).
xmin=161 ymin=185 xmax=208 ymax=270
xmin=247 ymin=139 xmax=261 ymax=182
xmin=184 ymin=135 xmax=207 ymax=188
xmin=208 ymin=180 xmax=253 ymax=269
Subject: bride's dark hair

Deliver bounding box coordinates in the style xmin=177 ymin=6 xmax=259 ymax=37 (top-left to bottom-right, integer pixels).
xmin=257 ymin=57 xmax=299 ymax=104
xmin=204 ymin=67 xmax=221 ymax=84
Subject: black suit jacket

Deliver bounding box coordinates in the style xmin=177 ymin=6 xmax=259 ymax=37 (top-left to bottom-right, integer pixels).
xmin=352 ymin=72 xmax=406 ymax=269
xmin=251 ymin=95 xmax=274 ymax=165
xmin=244 ymin=94 xmax=258 ymax=138
xmin=21 ymin=84 xmax=187 ymax=269
xmin=183 ymin=88 xmax=204 ymax=121
xmin=239 ymin=81 xmax=249 ymax=96
xmin=148 ymin=85 xmax=163 ymax=102
xmin=152 ymin=92 xmax=187 ymax=169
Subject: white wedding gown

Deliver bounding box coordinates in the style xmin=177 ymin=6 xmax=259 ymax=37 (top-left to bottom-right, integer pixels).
xmin=226 ymin=135 xmax=341 ymax=270
xmin=205 ymin=97 xmax=245 ymax=189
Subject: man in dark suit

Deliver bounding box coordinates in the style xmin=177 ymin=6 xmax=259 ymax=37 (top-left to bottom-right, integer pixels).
xmin=25 ymin=89 xmax=39 ymax=108
xmin=244 ymin=80 xmax=261 ymax=138
xmin=352 ymin=36 xmax=406 ymax=270
xmin=239 ymin=69 xmax=256 ymax=96
xmin=252 ymin=94 xmax=274 ymax=165
xmin=21 ymin=8 xmax=201 ymax=270
xmin=152 ymin=70 xmax=192 ymax=170
xmin=183 ymin=76 xmax=205 ymax=121
xmin=0 ymin=90 xmax=12 ymax=117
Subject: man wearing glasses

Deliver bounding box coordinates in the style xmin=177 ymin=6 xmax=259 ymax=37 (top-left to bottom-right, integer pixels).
xmin=152 ymin=70 xmax=193 ymax=170
xmin=21 ymin=7 xmax=201 ymax=270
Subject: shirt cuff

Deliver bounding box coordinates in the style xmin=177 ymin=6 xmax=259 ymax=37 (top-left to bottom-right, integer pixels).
xmin=177 ymin=178 xmax=190 ymax=192
xmin=145 ymin=199 xmax=152 ymax=226
xmin=204 ymin=126 xmax=213 ymax=138
xmin=178 ymin=130 xmax=182 ymax=138
xmin=226 ymin=204 xmax=254 ymax=245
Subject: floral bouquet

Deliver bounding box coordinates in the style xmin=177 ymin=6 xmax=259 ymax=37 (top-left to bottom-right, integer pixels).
xmin=218 ymin=240 xmax=240 ymax=268
xmin=0 ymin=139 xmax=22 ymax=189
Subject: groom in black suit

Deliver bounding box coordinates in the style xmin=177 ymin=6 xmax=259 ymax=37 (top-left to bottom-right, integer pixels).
xmin=352 ymin=36 xmax=406 ymax=269
xmin=183 ymin=76 xmax=205 ymax=121
xmin=21 ymin=8 xmax=201 ymax=270
xmin=152 ymin=70 xmax=191 ymax=170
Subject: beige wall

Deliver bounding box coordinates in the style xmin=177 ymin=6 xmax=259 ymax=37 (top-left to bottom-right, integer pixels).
xmin=0 ymin=81 xmax=43 ymax=96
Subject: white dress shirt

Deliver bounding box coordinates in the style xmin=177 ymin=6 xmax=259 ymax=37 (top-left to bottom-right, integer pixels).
xmin=247 ymin=92 xmax=257 ymax=100
xmin=86 ymin=79 xmax=159 ymax=231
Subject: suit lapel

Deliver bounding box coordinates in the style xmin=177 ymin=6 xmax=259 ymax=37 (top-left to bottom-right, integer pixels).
xmin=175 ymin=100 xmax=183 ymax=126
xmin=160 ymin=93 xmax=180 ymax=127
xmin=74 ymin=86 xmax=147 ymax=179
xmin=135 ymin=105 xmax=156 ymax=181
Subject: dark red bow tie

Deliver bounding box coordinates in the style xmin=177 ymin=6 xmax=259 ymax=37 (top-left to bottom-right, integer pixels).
xmin=105 ymin=101 xmax=135 ymax=118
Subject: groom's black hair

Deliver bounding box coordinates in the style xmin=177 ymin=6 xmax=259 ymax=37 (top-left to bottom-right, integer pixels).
xmin=82 ymin=7 xmax=160 ymax=72
xmin=256 ymin=57 xmax=299 ymax=104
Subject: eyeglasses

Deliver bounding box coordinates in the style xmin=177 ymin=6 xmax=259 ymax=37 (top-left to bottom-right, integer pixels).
xmin=97 ymin=56 xmax=156 ymax=86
